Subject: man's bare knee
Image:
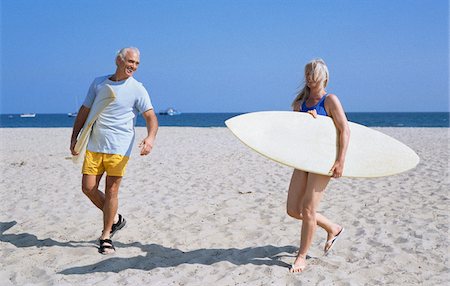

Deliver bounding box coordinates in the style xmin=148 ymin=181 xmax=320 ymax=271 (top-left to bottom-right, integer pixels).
xmin=105 ymin=176 xmax=122 ymax=197
xmin=105 ymin=188 xmax=119 ymax=200
xmin=82 ymin=184 xmax=97 ymax=196
xmin=82 ymin=174 xmax=102 ymax=196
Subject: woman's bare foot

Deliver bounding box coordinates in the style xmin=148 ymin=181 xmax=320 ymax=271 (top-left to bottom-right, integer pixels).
xmin=289 ymin=254 xmax=306 ymax=273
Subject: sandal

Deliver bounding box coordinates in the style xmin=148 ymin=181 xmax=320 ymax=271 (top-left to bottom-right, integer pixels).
xmin=110 ymin=214 xmax=126 ymax=238
xmin=99 ymin=239 xmax=115 ymax=255
xmin=324 ymin=227 xmax=344 ymax=256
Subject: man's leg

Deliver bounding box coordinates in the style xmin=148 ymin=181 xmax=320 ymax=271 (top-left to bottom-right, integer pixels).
xmin=82 ymin=174 xmax=104 ymax=210
xmin=81 ymin=151 xmax=106 ymax=210
xmin=98 ymin=153 xmax=128 ymax=254
xmin=100 ymin=175 xmax=122 ymax=240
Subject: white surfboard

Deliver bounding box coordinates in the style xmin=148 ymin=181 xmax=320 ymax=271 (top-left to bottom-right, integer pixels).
xmin=225 ymin=111 xmax=419 ymax=178
xmin=72 ymin=84 xmax=116 ymax=163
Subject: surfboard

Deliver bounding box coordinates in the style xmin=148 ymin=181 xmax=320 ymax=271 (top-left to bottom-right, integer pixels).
xmin=72 ymin=84 xmax=116 ymax=163
xmin=225 ymin=111 xmax=420 ymax=178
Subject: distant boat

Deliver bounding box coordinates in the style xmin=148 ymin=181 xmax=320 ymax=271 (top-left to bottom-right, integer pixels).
xmin=20 ymin=113 xmax=36 ymax=118
xmin=68 ymin=94 xmax=80 ymax=117
xmin=159 ymin=108 xmax=181 ymax=116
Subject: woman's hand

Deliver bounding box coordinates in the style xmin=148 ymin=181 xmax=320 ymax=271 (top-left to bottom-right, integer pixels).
xmin=330 ymin=160 xmax=344 ymax=178
xmin=307 ymin=109 xmax=318 ymax=118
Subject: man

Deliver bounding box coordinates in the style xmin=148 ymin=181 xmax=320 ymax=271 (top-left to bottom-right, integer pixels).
xmin=70 ymin=47 xmax=158 ymax=254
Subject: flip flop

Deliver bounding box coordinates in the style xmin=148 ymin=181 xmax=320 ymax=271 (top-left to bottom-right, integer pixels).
xmin=99 ymin=239 xmax=115 ymax=255
xmin=110 ymin=214 xmax=126 ymax=238
xmin=289 ymin=263 xmax=306 ymax=273
xmin=324 ymin=227 xmax=344 ymax=256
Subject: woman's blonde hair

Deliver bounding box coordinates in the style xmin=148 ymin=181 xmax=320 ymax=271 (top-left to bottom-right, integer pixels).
xmin=291 ymin=58 xmax=329 ymax=108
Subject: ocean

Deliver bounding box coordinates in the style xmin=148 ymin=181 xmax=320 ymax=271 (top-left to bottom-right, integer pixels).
xmin=0 ymin=112 xmax=449 ymax=128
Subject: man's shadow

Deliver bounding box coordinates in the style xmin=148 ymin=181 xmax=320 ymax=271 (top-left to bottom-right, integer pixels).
xmin=60 ymin=241 xmax=296 ymax=274
xmin=1 ymin=221 xmax=296 ymax=274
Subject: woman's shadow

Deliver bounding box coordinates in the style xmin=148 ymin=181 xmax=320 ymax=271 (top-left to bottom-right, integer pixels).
xmin=1 ymin=221 xmax=296 ymax=274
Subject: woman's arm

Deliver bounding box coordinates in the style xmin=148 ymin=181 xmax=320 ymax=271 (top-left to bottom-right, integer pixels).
xmin=326 ymin=94 xmax=350 ymax=178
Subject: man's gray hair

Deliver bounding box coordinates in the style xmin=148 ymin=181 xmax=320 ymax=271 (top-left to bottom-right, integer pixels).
xmin=116 ymin=47 xmax=140 ymax=60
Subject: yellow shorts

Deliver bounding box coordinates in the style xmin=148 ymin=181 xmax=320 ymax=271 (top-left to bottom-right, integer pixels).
xmin=82 ymin=150 xmax=130 ymax=177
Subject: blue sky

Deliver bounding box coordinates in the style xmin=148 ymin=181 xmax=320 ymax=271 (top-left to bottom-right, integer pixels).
xmin=1 ymin=0 xmax=448 ymax=113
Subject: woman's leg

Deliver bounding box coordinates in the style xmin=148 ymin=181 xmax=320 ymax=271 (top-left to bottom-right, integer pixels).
xmin=291 ymin=173 xmax=339 ymax=272
xmin=286 ymin=169 xmax=308 ymax=219
xmin=287 ymin=170 xmax=341 ymax=241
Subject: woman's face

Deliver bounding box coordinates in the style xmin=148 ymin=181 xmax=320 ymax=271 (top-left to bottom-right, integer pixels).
xmin=306 ymin=74 xmax=322 ymax=89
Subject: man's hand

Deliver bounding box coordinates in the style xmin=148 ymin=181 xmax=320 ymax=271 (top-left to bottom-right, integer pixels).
xmin=70 ymin=139 xmax=79 ymax=156
xmin=139 ymin=137 xmax=154 ymax=156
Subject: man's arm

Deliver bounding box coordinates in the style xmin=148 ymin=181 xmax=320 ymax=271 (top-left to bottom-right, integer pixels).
xmin=70 ymin=105 xmax=90 ymax=155
xmin=139 ymin=109 xmax=159 ymax=156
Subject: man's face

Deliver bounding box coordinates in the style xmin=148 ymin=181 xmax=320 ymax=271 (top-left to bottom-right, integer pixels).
xmin=117 ymin=51 xmax=140 ymax=79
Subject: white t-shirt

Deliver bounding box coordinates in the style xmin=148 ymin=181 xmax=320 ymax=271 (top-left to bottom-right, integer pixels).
xmin=83 ymin=75 xmax=153 ymax=156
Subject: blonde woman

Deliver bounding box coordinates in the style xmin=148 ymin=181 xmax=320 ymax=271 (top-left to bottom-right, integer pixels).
xmin=287 ymin=58 xmax=350 ymax=272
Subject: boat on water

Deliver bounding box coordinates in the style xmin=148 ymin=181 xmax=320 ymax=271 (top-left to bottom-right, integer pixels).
xmin=20 ymin=113 xmax=36 ymax=118
xmin=159 ymin=108 xmax=181 ymax=116
xmin=69 ymin=96 xmax=80 ymax=117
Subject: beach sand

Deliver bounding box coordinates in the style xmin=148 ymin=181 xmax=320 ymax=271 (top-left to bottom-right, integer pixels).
xmin=0 ymin=127 xmax=448 ymax=285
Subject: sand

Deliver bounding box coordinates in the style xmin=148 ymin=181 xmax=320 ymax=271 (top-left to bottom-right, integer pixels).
xmin=0 ymin=127 xmax=448 ymax=285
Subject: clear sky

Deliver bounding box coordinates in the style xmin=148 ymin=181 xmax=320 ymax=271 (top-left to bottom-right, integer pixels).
xmin=1 ymin=0 xmax=448 ymax=114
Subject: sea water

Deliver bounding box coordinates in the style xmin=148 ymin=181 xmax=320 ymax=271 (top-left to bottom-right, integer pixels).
xmin=0 ymin=112 xmax=448 ymax=128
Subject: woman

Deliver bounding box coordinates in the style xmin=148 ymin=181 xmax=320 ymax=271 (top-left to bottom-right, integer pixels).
xmin=287 ymin=58 xmax=350 ymax=272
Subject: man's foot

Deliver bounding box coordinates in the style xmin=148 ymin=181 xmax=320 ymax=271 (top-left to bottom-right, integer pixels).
xmin=99 ymin=239 xmax=115 ymax=255
xmin=324 ymin=226 xmax=344 ymax=255
xmin=289 ymin=254 xmax=306 ymax=273
xmin=110 ymin=214 xmax=126 ymax=238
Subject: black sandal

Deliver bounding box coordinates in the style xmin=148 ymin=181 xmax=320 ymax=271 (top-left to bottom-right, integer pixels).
xmin=110 ymin=214 xmax=126 ymax=238
xmin=99 ymin=239 xmax=115 ymax=255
